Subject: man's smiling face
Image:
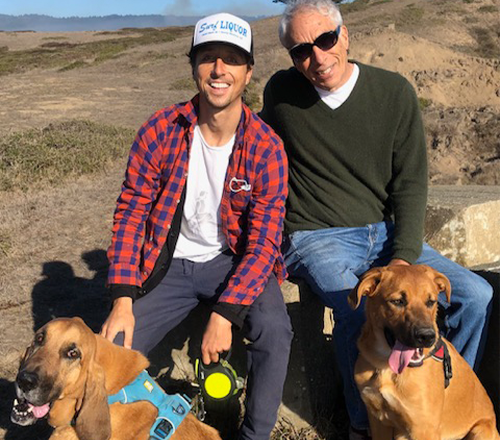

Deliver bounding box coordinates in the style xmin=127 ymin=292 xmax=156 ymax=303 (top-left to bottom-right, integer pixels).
xmin=193 ymin=44 xmax=252 ymax=111
xmin=287 ymin=9 xmax=351 ymax=92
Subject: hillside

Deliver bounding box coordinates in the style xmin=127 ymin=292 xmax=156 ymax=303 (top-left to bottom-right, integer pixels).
xmin=0 ymin=0 xmax=498 ymax=184
xmin=0 ymin=0 xmax=499 ymax=438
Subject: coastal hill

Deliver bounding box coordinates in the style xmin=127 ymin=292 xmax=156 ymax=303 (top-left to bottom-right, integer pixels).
xmin=0 ymin=0 xmax=498 ymax=185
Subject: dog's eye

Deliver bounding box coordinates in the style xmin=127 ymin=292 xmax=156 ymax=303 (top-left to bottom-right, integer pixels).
xmin=426 ymin=299 xmax=437 ymax=308
xmin=66 ymin=348 xmax=81 ymax=360
xmin=34 ymin=332 xmax=45 ymax=345
xmin=389 ymin=299 xmax=405 ymax=307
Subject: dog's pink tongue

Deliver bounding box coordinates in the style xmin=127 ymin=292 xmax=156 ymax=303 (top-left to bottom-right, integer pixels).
xmin=30 ymin=403 xmax=50 ymax=418
xmin=388 ymin=341 xmax=417 ymax=374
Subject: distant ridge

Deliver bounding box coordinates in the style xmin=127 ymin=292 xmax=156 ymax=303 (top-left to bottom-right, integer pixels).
xmin=0 ymin=13 xmax=266 ymax=32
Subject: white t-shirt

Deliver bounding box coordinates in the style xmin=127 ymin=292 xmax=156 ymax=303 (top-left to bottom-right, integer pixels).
xmin=173 ymin=124 xmax=235 ymax=262
xmin=314 ymin=63 xmax=360 ymax=110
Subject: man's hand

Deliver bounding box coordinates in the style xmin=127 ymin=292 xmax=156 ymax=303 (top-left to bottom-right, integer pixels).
xmin=388 ymin=258 xmax=411 ymax=266
xmin=201 ymin=312 xmax=232 ymax=365
xmin=100 ymin=297 xmax=135 ymax=349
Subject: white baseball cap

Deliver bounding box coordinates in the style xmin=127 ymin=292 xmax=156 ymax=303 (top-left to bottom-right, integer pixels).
xmin=189 ymin=13 xmax=254 ymax=63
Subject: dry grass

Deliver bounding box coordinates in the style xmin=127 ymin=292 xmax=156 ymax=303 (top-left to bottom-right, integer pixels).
xmin=396 ymin=4 xmax=425 ymax=29
xmin=0 ymin=120 xmax=135 ymax=191
xmin=244 ymin=80 xmax=262 ymax=112
xmin=471 ymin=26 xmax=500 ymax=59
xmin=272 ymin=419 xmax=324 ymax=440
xmin=169 ymin=76 xmax=197 ymax=92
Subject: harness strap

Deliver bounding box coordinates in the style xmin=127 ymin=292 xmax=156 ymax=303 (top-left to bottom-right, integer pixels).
xmin=108 ymin=371 xmax=191 ymax=440
xmin=428 ymin=337 xmax=453 ymax=389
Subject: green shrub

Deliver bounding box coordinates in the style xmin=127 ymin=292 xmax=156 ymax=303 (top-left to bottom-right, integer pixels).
xmin=478 ymin=5 xmax=498 ymax=13
xmin=340 ymin=0 xmax=370 ymax=14
xmin=471 ymin=26 xmax=500 ymax=58
xmin=0 ymin=27 xmax=190 ymax=76
xmin=41 ymin=36 xmax=68 ymax=41
xmin=0 ymin=230 xmax=11 ymax=256
xmin=0 ymin=120 xmax=135 ymax=191
xmin=59 ymin=60 xmax=88 ymax=72
xmin=418 ymin=97 xmax=432 ymax=110
xmin=396 ymin=5 xmax=425 ymax=28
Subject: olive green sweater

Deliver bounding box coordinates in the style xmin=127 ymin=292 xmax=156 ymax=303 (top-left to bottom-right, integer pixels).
xmin=260 ymin=62 xmax=427 ymax=264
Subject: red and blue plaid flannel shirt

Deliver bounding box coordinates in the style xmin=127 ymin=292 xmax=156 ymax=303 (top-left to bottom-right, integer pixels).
xmin=107 ymin=95 xmax=287 ymax=305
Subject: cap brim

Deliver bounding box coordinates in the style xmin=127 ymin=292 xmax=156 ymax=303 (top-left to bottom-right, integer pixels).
xmin=189 ymin=41 xmax=254 ymax=63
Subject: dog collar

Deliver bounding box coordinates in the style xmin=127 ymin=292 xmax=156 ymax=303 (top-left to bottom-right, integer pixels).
xmin=408 ymin=337 xmax=453 ymax=388
xmin=108 ymin=370 xmax=191 ymax=440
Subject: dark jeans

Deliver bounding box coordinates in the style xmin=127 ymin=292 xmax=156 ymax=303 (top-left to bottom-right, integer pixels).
xmin=115 ymin=251 xmax=293 ymax=440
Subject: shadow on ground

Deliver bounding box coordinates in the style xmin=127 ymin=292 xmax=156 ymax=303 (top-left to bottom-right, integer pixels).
xmin=30 ymin=249 xmax=110 ymax=332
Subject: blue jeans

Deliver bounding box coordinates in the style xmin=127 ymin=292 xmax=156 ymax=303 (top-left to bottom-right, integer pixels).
xmin=282 ymin=221 xmax=493 ymax=431
xmin=114 ymin=251 xmax=293 ymax=440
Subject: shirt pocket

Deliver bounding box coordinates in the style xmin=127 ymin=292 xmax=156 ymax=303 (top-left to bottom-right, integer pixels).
xmin=227 ymin=176 xmax=252 ymax=211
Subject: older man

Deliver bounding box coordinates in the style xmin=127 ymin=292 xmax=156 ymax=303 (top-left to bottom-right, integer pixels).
xmin=260 ymin=1 xmax=493 ymax=438
xmin=101 ymin=13 xmax=292 ymax=440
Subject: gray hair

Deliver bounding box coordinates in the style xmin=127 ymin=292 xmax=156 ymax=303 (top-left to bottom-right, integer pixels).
xmin=278 ymin=0 xmax=343 ymax=49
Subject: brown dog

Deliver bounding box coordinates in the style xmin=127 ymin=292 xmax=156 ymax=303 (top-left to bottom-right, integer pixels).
xmin=348 ymin=264 xmax=499 ymax=440
xmin=11 ymin=317 xmax=222 ymax=440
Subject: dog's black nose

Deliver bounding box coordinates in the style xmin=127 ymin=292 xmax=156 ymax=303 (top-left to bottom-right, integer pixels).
xmin=17 ymin=370 xmax=39 ymax=392
xmin=414 ymin=327 xmax=436 ymax=347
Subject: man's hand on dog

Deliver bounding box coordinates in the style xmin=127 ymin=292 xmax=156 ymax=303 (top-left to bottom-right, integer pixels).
xmin=388 ymin=258 xmax=410 ymax=266
xmin=202 ymin=312 xmax=232 ymax=364
xmin=100 ymin=297 xmax=135 ymax=349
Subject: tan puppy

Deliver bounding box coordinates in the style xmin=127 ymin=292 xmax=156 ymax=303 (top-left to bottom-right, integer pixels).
xmin=348 ymin=265 xmax=499 ymax=440
xmin=11 ymin=317 xmax=221 ymax=440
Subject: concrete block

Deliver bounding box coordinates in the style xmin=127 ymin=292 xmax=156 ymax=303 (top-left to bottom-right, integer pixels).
xmin=426 ymin=185 xmax=500 ymax=267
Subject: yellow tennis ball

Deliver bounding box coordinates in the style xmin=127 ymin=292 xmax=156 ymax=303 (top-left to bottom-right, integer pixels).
xmin=204 ymin=372 xmax=232 ymax=399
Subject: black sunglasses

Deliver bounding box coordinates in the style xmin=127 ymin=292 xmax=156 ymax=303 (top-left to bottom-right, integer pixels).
xmin=289 ymin=26 xmax=342 ymax=62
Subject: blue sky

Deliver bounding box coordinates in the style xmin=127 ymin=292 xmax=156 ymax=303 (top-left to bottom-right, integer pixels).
xmin=0 ymin=0 xmax=286 ymax=18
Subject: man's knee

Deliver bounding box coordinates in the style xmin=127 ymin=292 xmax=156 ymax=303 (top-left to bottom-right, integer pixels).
xmin=451 ymin=271 xmax=494 ymax=314
xmin=246 ymin=305 xmax=293 ymax=352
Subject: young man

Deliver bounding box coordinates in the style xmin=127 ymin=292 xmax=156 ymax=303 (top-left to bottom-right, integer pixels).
xmin=260 ymin=1 xmax=493 ymax=439
xmin=102 ymin=13 xmax=292 ymax=440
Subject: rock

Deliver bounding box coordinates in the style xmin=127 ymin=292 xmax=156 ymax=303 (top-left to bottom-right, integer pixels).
xmin=426 ymin=185 xmax=500 ymax=267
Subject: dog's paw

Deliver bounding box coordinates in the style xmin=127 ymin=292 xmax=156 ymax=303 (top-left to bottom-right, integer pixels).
xmin=49 ymin=426 xmax=78 ymax=440
xmin=361 ymin=387 xmax=387 ymax=421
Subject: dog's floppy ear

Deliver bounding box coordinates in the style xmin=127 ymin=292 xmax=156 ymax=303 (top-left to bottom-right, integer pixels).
xmin=348 ymin=267 xmax=384 ymax=309
xmin=433 ymin=271 xmax=451 ymax=304
xmin=74 ymin=360 xmax=111 ymax=440
xmin=94 ymin=333 xmax=149 ymax=394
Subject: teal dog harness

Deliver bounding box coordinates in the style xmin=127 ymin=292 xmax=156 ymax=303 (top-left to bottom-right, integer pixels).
xmin=108 ymin=370 xmax=191 ymax=440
